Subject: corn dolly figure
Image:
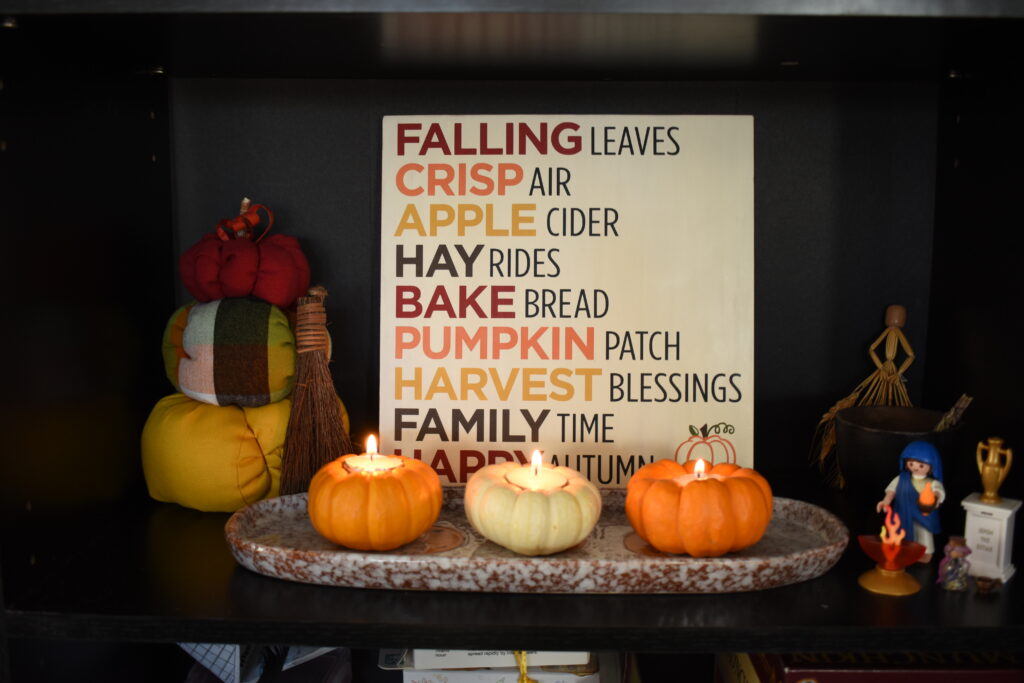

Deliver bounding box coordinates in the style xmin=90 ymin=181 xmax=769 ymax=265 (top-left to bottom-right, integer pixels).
xmin=876 ymin=441 xmax=945 ymax=562
xmin=863 ymin=304 xmax=915 ymax=407
xmin=813 ymin=304 xmax=916 ymax=485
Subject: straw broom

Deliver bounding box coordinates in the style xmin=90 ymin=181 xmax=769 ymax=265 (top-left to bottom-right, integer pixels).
xmin=280 ymin=286 xmax=354 ymax=495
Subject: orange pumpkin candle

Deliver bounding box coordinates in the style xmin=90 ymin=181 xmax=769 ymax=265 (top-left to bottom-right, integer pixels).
xmin=626 ymin=458 xmax=773 ymax=557
xmin=307 ymin=435 xmax=442 ymax=551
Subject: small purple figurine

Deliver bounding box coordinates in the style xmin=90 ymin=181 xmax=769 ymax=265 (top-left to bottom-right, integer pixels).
xmin=875 ymin=441 xmax=945 ymax=562
xmin=937 ymin=536 xmax=971 ymax=591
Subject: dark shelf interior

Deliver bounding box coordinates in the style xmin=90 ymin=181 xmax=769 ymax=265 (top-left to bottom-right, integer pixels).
xmin=3 ymin=4 xmax=1024 ymax=681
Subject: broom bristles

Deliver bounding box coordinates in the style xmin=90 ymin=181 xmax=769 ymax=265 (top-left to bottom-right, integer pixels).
xmin=280 ymin=288 xmax=355 ymax=496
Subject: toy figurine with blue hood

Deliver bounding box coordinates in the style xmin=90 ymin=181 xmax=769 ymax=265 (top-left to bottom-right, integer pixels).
xmin=876 ymin=441 xmax=946 ymax=561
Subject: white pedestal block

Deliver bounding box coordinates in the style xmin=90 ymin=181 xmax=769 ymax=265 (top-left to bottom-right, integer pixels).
xmin=961 ymin=493 xmax=1021 ymax=582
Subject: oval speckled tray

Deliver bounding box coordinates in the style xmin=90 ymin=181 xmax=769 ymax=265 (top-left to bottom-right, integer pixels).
xmin=225 ymin=490 xmax=848 ymax=594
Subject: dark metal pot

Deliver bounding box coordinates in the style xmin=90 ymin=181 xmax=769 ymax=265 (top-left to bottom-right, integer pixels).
xmin=835 ymin=406 xmax=958 ymax=498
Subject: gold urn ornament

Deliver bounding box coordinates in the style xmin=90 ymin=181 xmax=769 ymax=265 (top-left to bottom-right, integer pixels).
xmin=977 ymin=437 xmax=1013 ymax=504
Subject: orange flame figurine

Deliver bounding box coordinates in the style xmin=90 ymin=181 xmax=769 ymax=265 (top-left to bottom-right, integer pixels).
xmin=879 ymin=505 xmax=907 ymax=570
xmin=858 ymin=504 xmax=927 ymax=595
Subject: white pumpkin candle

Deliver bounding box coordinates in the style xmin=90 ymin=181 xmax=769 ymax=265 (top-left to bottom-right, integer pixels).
xmin=464 ymin=450 xmax=602 ymax=556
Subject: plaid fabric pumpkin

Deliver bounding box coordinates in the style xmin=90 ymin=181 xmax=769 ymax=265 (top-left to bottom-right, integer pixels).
xmin=162 ymin=298 xmax=295 ymax=407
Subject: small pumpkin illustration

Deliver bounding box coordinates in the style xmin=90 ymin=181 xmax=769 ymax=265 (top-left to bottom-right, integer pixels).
xmin=674 ymin=422 xmax=737 ymax=466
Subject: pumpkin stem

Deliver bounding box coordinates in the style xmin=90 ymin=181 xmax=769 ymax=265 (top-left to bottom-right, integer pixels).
xmin=214 ymin=198 xmax=274 ymax=242
xmin=700 ymin=423 xmax=709 ymax=438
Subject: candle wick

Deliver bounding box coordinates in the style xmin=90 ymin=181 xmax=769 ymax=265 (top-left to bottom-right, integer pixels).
xmin=533 ymin=464 xmax=539 ymax=477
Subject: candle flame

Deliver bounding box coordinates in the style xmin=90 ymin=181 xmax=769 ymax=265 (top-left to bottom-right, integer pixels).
xmin=366 ymin=435 xmax=378 ymax=459
xmin=919 ymin=481 xmax=936 ymax=507
xmin=694 ymin=458 xmax=707 ymax=478
xmin=531 ymin=449 xmax=542 ymax=477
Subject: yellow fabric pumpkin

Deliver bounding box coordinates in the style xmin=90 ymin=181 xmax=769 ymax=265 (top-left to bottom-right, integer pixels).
xmin=141 ymin=393 xmax=348 ymax=512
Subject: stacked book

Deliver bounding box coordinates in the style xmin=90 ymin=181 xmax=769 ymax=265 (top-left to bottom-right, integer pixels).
xmin=716 ymin=652 xmax=1024 ymax=682
xmin=381 ymin=649 xmax=632 ymax=682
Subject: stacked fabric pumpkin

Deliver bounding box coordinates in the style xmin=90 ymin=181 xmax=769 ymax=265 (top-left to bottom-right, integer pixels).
xmin=142 ymin=201 xmax=347 ymax=512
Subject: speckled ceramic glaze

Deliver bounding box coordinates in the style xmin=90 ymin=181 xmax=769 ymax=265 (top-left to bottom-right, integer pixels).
xmin=225 ymin=490 xmax=848 ymax=593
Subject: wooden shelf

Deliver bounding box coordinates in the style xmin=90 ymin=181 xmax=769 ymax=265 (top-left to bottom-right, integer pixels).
xmin=4 ymin=483 xmax=1023 ymax=653
xmin=4 ymin=0 xmax=1024 ymax=17
xmin=3 ymin=9 xmax=1024 ymax=80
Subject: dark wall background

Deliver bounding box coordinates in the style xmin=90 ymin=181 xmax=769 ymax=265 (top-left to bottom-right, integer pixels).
xmin=170 ymin=78 xmax=939 ymax=478
xmin=0 ymin=75 xmax=174 ymax=518
xmin=926 ymin=77 xmax=1024 ymax=507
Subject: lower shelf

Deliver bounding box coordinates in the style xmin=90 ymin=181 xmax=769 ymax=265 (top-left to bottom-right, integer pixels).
xmin=2 ymin=490 xmax=1023 ymax=652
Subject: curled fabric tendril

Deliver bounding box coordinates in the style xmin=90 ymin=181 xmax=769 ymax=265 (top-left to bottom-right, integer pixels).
xmin=215 ymin=204 xmax=274 ymax=242
xmin=514 ymin=651 xmax=537 ymax=683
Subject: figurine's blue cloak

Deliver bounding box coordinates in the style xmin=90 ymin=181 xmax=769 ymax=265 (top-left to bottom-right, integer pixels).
xmin=893 ymin=441 xmax=943 ymax=541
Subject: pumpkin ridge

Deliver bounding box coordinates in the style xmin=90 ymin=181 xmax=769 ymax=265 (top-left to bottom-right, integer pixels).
xmin=723 ymin=478 xmax=752 ymax=551
xmin=328 ymin=471 xmax=362 ymax=549
xmin=365 ymin=474 xmax=397 ymax=550
xmin=392 ymin=468 xmax=416 ymax=543
xmin=546 ymin=490 xmax=579 ymax=551
xmin=573 ymin=489 xmax=590 ymax=545
xmin=233 ymin=407 xmax=255 ymax=505
xmin=573 ymin=479 xmax=601 ymax=543
xmin=403 ymin=458 xmax=442 ymax=538
xmin=512 ymin=490 xmax=545 ymax=555
xmin=641 ymin=479 xmax=684 ymax=554
xmin=681 ymin=478 xmax=735 ymax=557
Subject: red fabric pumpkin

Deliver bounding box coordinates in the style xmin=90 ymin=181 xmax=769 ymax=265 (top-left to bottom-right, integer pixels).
xmin=179 ymin=203 xmax=311 ymax=309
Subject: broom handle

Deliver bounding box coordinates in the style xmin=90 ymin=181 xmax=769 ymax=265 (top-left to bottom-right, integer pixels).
xmin=295 ymin=286 xmax=329 ymax=354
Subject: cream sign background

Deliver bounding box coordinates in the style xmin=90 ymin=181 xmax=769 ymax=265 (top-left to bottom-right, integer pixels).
xmin=379 ymin=115 xmax=753 ymax=486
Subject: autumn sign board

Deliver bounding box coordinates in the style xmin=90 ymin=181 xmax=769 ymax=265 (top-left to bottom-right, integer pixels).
xmin=379 ymin=115 xmax=753 ymax=486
